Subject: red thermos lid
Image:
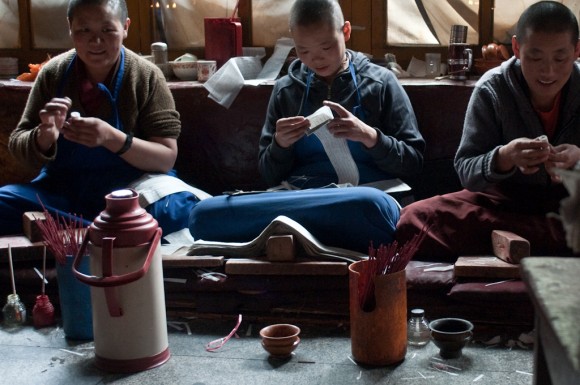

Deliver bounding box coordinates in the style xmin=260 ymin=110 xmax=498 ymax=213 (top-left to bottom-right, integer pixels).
xmin=89 ymin=189 xmax=159 ymax=247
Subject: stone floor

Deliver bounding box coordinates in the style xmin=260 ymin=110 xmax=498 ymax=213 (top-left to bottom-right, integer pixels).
xmin=0 ymin=316 xmax=535 ymax=385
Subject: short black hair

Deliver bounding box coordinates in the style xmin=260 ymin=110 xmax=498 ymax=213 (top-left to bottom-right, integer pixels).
xmin=515 ymin=1 xmax=579 ymax=45
xmin=67 ymin=0 xmax=128 ymax=23
xmin=289 ymin=0 xmax=344 ymax=32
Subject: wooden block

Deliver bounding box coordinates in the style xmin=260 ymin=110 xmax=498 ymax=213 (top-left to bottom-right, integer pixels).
xmin=0 ymin=235 xmax=35 ymax=249
xmin=0 ymin=235 xmax=47 ymax=263
xmin=225 ymin=258 xmax=348 ymax=276
xmin=266 ymin=235 xmax=295 ymax=261
xmin=491 ymin=230 xmax=530 ymax=264
xmin=22 ymin=211 xmax=46 ymax=242
xmin=163 ymin=254 xmax=224 ymax=268
xmin=454 ymin=256 xmax=520 ymax=279
xmin=162 ymin=245 xmax=224 ymax=267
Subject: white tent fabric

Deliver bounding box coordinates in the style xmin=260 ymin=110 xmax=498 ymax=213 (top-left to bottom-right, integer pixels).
xmin=0 ymin=0 xmax=20 ymax=49
xmin=387 ymin=0 xmax=439 ymax=45
xmin=2 ymin=1 xmax=580 ymax=51
xmin=251 ymin=0 xmax=294 ymax=47
xmin=387 ymin=0 xmax=478 ymax=46
xmin=494 ymin=0 xmax=580 ymax=43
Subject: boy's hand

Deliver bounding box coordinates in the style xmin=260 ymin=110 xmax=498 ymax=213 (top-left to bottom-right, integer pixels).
xmin=545 ymin=143 xmax=580 ymax=182
xmin=497 ymin=136 xmax=551 ymax=174
xmin=274 ymin=116 xmax=309 ymax=148
xmin=323 ymin=100 xmax=377 ymax=148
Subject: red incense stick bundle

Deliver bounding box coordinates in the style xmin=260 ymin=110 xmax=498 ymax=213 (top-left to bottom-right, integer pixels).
xmin=358 ymin=225 xmax=429 ymax=311
xmin=34 ymin=203 xmax=86 ymax=265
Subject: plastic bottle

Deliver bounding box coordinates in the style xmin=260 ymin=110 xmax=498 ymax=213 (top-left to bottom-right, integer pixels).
xmin=407 ymin=308 xmax=431 ymax=346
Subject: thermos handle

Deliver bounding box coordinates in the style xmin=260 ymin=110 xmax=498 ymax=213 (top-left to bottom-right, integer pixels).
xmin=72 ymin=228 xmax=162 ymax=288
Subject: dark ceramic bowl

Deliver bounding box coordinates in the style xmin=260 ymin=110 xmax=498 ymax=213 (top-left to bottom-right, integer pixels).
xmin=259 ymin=324 xmax=301 ymax=358
xmin=429 ymin=318 xmax=473 ymax=359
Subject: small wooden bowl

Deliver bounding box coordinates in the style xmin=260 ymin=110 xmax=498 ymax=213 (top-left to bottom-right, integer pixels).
xmin=259 ymin=324 xmax=301 ymax=358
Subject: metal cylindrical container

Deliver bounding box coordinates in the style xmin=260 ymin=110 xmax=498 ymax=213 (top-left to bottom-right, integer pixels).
xmin=450 ymin=24 xmax=468 ymax=44
xmin=73 ymin=189 xmax=169 ymax=373
xmin=150 ymin=42 xmax=168 ymax=65
xmin=151 ymin=42 xmax=171 ymax=78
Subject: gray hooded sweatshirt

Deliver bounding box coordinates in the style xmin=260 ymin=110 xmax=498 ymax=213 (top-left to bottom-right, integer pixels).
xmin=455 ymin=56 xmax=580 ymax=194
xmin=258 ymin=49 xmax=425 ymax=188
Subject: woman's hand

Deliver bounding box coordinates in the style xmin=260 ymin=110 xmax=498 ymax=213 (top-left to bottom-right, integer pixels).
xmin=62 ymin=115 xmax=116 ymax=148
xmin=274 ymin=116 xmax=309 ymax=148
xmin=323 ymin=100 xmax=377 ymax=148
xmin=62 ymin=115 xmax=176 ymax=173
xmin=36 ymin=97 xmax=72 ymax=153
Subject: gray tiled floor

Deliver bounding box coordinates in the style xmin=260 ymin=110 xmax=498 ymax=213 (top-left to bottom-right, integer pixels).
xmin=0 ymin=317 xmax=534 ymax=385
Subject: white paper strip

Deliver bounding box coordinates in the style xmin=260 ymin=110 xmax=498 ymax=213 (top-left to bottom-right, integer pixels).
xmin=314 ymin=125 xmax=359 ymax=186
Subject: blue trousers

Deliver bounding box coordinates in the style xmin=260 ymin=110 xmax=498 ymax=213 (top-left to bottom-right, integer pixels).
xmin=0 ymin=180 xmax=198 ymax=238
xmin=188 ymin=186 xmax=400 ymax=253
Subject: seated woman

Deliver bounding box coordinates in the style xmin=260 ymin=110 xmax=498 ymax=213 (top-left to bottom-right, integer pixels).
xmin=188 ymin=0 xmax=424 ymax=253
xmin=1 ymin=0 xmax=206 ymax=239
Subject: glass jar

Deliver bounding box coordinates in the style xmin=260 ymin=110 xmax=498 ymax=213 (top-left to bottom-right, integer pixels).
xmin=3 ymin=293 xmax=27 ymax=327
xmin=407 ymin=308 xmax=431 ymax=346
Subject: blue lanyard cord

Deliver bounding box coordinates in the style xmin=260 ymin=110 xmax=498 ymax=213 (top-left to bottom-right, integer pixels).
xmin=347 ymin=59 xmax=366 ymax=121
xmin=97 ymin=47 xmax=125 ymax=129
xmin=302 ymin=57 xmax=366 ymax=120
xmin=303 ymin=69 xmax=315 ymax=116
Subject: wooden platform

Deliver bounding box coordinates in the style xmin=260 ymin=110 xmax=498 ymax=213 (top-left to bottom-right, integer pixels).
xmin=454 ymin=256 xmax=520 ymax=279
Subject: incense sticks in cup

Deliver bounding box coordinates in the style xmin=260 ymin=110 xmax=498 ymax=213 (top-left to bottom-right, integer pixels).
xmin=349 ymin=225 xmax=429 ymax=365
xmin=34 ymin=207 xmax=86 ymax=265
xmin=349 ymin=260 xmax=407 ymax=365
xmin=358 ymin=226 xmax=428 ymax=312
